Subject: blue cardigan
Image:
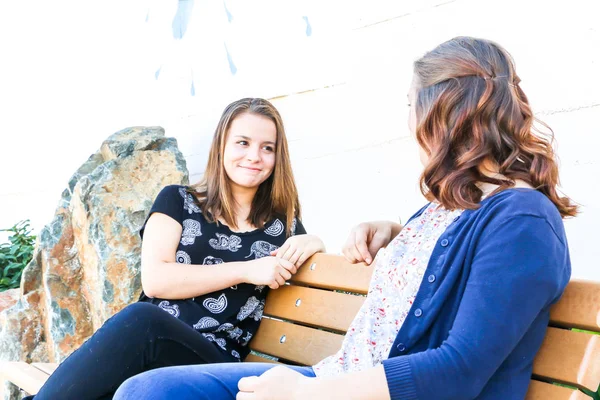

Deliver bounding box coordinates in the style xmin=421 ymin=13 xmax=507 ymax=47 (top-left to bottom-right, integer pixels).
xmin=381 ymin=189 xmax=571 ymax=399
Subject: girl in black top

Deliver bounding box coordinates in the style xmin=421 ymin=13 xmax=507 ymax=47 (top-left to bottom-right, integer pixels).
xmin=138 ymin=184 xmax=308 ymax=362
xmin=29 ymin=98 xmax=324 ymax=400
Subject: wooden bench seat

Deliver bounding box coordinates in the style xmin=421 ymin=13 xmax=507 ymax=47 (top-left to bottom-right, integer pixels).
xmin=0 ymin=362 xmax=59 ymax=396
xmin=2 ymin=254 xmax=599 ymax=399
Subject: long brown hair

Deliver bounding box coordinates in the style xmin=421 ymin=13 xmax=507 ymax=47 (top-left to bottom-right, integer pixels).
xmin=413 ymin=36 xmax=577 ymax=217
xmin=189 ymin=98 xmax=301 ymax=235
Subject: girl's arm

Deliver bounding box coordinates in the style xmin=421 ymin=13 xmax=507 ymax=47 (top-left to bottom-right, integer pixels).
xmin=141 ymin=213 xmax=295 ymax=299
xmin=304 ymin=365 xmax=390 ymax=400
xmin=237 ymin=364 xmax=390 ymax=400
xmin=378 ymin=215 xmax=568 ymax=400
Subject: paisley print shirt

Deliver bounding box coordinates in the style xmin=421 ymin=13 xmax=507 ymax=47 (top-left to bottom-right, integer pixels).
xmin=138 ymin=185 xmax=306 ymax=361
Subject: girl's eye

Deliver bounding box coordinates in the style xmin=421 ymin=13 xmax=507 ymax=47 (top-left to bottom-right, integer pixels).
xmin=262 ymin=145 xmax=274 ymax=152
xmin=237 ymin=140 xmax=248 ymax=146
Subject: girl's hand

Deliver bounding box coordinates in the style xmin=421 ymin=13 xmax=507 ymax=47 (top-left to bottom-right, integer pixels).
xmin=243 ymin=256 xmax=297 ymax=289
xmin=272 ymin=234 xmax=326 ymax=267
xmin=342 ymin=221 xmax=399 ymax=265
xmin=237 ymin=366 xmax=313 ymax=400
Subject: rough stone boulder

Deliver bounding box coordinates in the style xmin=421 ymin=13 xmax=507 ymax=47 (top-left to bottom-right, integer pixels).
xmin=0 ymin=126 xmax=188 ymax=398
xmin=0 ymin=291 xmax=18 ymax=314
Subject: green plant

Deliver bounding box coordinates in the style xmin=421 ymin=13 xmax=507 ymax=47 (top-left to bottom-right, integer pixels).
xmin=0 ymin=220 xmax=36 ymax=291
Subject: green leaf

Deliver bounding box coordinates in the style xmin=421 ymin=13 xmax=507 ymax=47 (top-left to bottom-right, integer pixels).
xmin=11 ymin=274 xmax=22 ymax=286
xmin=0 ymin=219 xmax=35 ymax=286
xmin=4 ymin=262 xmax=22 ymax=275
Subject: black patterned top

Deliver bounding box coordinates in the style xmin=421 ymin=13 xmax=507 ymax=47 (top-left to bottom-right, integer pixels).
xmin=138 ymin=185 xmax=306 ymax=361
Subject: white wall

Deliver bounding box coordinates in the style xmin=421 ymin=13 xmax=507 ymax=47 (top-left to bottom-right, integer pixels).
xmin=1 ymin=0 xmax=598 ymax=279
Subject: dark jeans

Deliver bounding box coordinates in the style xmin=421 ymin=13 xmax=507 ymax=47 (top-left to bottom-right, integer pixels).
xmin=27 ymin=302 xmax=234 ymax=400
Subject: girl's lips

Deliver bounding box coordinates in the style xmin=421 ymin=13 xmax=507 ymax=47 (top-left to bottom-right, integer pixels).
xmin=239 ymin=166 xmax=261 ymax=172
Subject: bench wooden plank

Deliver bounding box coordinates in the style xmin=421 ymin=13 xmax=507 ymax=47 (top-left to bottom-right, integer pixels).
xmin=290 ymin=253 xmax=373 ymax=294
xmin=0 ymin=361 xmax=50 ymax=395
xmin=550 ymin=280 xmax=600 ymax=332
xmin=249 ymin=318 xmax=343 ymax=365
xmin=525 ymin=380 xmax=590 ymax=400
xmin=31 ymin=362 xmax=59 ymax=375
xmin=532 ymin=327 xmax=600 ymax=392
xmin=244 ymin=353 xmax=281 ymax=364
xmin=264 ymin=285 xmax=365 ymax=332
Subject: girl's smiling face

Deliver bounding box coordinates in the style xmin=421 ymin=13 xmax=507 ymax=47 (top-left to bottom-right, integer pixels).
xmin=223 ymin=112 xmax=277 ymax=191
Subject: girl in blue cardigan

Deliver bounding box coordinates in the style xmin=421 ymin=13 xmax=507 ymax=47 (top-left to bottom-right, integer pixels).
xmin=113 ymin=37 xmax=577 ymax=400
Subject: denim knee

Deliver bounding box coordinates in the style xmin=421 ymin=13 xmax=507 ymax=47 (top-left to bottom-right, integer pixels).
xmin=114 ymin=369 xmax=219 ymax=400
xmin=99 ymin=302 xmax=169 ymax=338
xmin=119 ymin=302 xmax=164 ymax=320
xmin=114 ymin=373 xmax=153 ymax=400
xmin=115 ymin=302 xmax=167 ymax=324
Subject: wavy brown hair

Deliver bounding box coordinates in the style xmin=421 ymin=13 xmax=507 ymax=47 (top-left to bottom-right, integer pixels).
xmin=413 ymin=36 xmax=577 ymax=217
xmin=189 ymin=98 xmax=301 ymax=236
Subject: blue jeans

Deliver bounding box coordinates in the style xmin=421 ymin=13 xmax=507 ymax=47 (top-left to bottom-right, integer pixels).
xmin=113 ymin=363 xmax=316 ymax=400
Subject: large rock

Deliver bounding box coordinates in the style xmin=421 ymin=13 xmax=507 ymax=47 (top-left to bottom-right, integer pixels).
xmin=0 ymin=127 xmax=188 ymax=398
xmin=0 ymin=290 xmax=18 ymax=314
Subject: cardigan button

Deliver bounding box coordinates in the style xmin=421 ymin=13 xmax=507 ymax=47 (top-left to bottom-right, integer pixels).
xmin=440 ymin=239 xmax=449 ymax=247
xmin=428 ymin=274 xmax=436 ymax=283
xmin=414 ymin=308 xmax=423 ymax=317
xmin=396 ymin=343 xmax=406 ymax=352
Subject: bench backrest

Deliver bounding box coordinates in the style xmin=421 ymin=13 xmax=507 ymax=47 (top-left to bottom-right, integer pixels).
xmin=247 ymin=253 xmax=600 ymax=400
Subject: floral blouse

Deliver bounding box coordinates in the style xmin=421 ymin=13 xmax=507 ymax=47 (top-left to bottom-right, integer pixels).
xmin=313 ymin=203 xmax=463 ymax=376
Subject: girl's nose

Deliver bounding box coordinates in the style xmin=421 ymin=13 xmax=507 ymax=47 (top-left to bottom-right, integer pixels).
xmin=246 ymin=146 xmax=261 ymax=162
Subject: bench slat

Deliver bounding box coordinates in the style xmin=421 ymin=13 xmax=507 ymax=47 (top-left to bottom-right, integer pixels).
xmin=31 ymin=363 xmax=59 ymax=375
xmin=290 ymin=253 xmax=373 ymax=294
xmin=532 ymin=327 xmax=600 ymax=392
xmin=0 ymin=361 xmax=50 ymax=395
xmin=550 ymin=280 xmax=600 ymax=332
xmin=264 ymin=285 xmax=365 ymax=332
xmin=244 ymin=353 xmax=281 ymax=364
xmin=250 ymin=318 xmax=343 ymax=365
xmin=525 ymin=380 xmax=590 ymax=400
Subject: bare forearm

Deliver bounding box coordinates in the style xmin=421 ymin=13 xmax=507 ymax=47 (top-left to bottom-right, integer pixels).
xmin=302 ymin=365 xmax=390 ymax=400
xmin=142 ymin=261 xmax=246 ymax=299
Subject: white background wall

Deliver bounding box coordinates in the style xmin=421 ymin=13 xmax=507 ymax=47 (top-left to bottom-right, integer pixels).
xmin=1 ymin=0 xmax=598 ymax=279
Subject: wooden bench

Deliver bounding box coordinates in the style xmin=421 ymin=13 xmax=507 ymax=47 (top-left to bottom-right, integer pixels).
xmin=2 ymin=253 xmax=600 ymax=399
